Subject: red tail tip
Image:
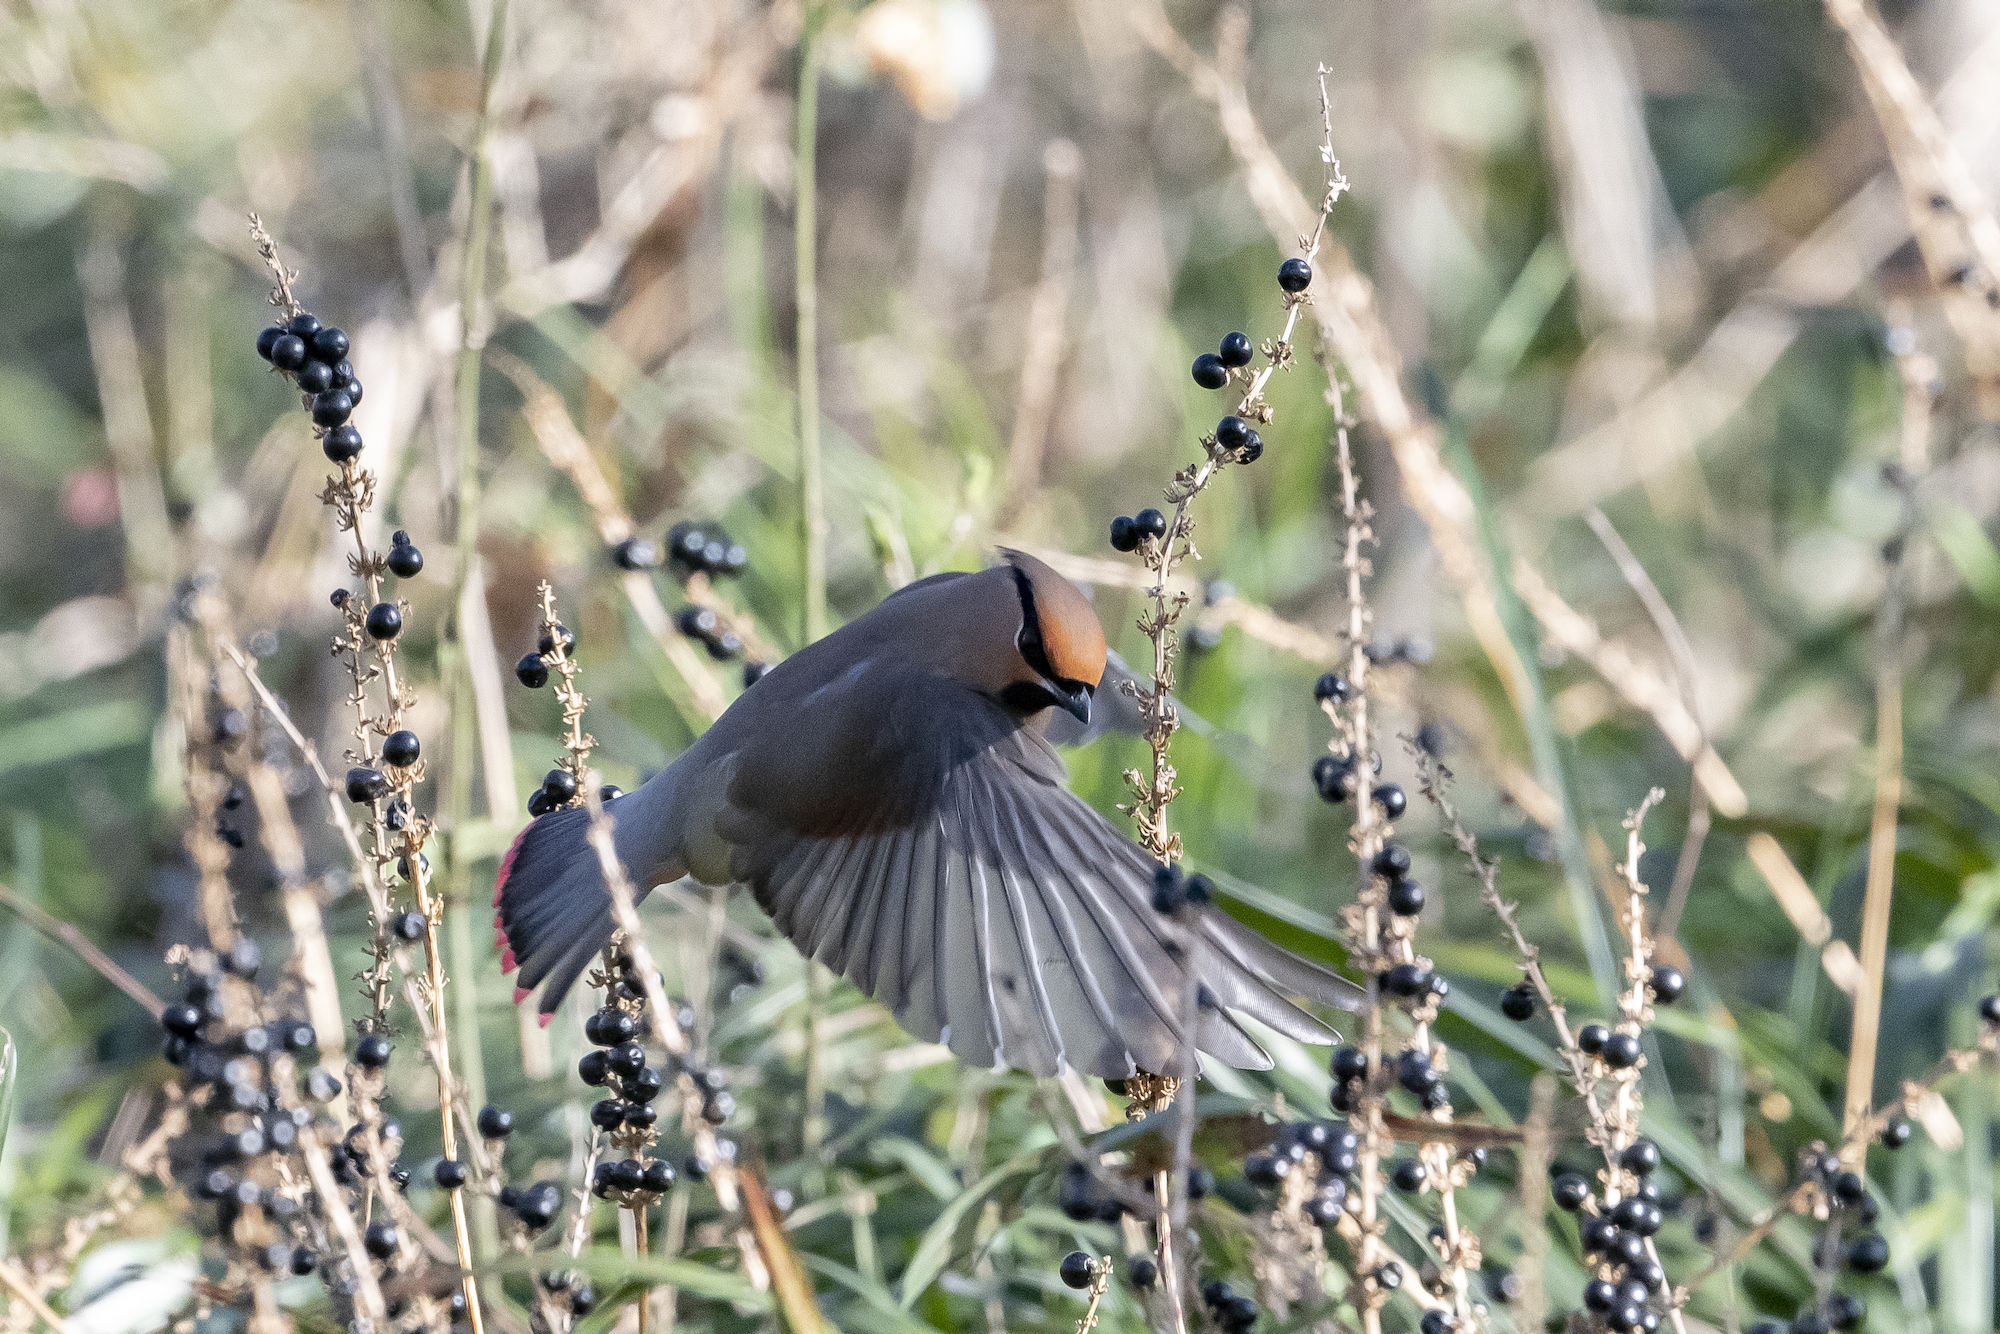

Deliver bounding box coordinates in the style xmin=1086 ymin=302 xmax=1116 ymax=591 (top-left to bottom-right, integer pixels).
xmin=513 ymin=985 xmax=532 ymax=1005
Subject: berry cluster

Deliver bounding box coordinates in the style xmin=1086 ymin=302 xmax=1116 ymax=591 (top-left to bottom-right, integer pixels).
xmin=675 ymin=603 xmax=744 ymax=661
xmin=1550 ymin=1140 xmax=1671 ymax=1331
xmin=516 ymin=620 xmax=576 ymax=689
xmin=1200 ymin=1277 xmax=1262 ymax=1334
xmin=578 ymin=948 xmax=719 ymax=1205
xmin=156 ymin=946 xmax=396 ymax=1305
xmin=1190 ymin=329 xmax=1256 ymax=390
xmin=664 ymin=521 xmax=749 ymax=579
xmin=1244 ymin=1119 xmax=1357 ymax=1224
xmin=256 ymin=313 xmax=367 ymax=463
xmin=1108 ymin=507 xmax=1167 ymax=554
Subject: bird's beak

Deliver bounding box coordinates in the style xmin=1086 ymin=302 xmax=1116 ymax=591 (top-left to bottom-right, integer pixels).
xmin=1054 ymin=682 xmax=1092 ymax=726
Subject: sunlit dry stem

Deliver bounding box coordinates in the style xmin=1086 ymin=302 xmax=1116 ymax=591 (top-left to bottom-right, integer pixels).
xmin=1118 ymin=69 xmax=1349 ymax=1333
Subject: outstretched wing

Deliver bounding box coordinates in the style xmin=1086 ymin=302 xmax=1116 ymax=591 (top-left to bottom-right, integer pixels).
xmin=715 ymin=664 xmax=1360 ymax=1078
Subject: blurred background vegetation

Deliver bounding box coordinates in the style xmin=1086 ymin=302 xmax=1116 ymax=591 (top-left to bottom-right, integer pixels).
xmin=3 ymin=0 xmax=1999 ymax=1330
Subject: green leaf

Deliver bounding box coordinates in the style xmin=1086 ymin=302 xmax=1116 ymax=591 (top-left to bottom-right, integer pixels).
xmin=1931 ymin=503 xmax=2000 ymax=609
xmin=868 ymin=1136 xmax=963 ymax=1202
xmin=0 ymin=699 xmax=151 ymax=779
xmin=896 ymin=1148 xmax=1043 ymax=1309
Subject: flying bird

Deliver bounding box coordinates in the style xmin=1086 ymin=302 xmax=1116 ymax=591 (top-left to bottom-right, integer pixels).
xmin=495 ymin=550 xmax=1362 ymax=1078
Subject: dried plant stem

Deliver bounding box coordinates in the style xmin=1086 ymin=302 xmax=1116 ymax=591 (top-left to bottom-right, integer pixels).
xmin=0 ymin=1258 xmax=77 ymax=1334
xmin=999 ymin=139 xmax=1082 ymax=522
xmin=0 ymin=880 xmax=162 ymax=1018
xmin=795 ymin=3 xmax=827 ymax=649
xmin=795 ymin=2 xmax=834 ymax=1192
xmin=1843 ymin=339 xmax=1930 ymax=1152
xmin=1515 ymin=1074 xmax=1557 ymax=1331
xmin=1072 ymin=1257 xmax=1114 ymax=1332
xmin=441 ymin=3 xmax=511 ymax=1277
xmin=410 ymin=849 xmax=486 ymax=1333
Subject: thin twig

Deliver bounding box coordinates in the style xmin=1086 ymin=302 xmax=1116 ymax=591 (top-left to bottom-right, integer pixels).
xmin=0 ymin=880 xmax=162 ymax=1018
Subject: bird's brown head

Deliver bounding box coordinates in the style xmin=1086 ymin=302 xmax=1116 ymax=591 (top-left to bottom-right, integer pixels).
xmin=998 ymin=549 xmax=1106 ymax=725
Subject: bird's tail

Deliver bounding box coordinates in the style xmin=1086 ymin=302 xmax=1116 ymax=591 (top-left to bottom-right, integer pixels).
xmin=493 ymin=805 xmax=619 ymax=1026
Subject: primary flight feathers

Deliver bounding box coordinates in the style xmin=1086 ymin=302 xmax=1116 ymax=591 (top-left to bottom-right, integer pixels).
xmin=495 ymin=549 xmax=1362 ymax=1078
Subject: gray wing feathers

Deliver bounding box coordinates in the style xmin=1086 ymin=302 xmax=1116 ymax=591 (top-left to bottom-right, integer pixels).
xmin=732 ymin=724 xmax=1349 ymax=1077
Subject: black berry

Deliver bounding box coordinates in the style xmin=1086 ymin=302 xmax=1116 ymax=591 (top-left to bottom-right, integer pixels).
xmin=382 ymin=729 xmax=420 ymax=767
xmin=643 ymin=1159 xmax=676 ymax=1193
xmin=1552 ymin=1173 xmax=1589 ymax=1210
xmin=1109 ymin=516 xmax=1138 ymax=552
xmin=387 ymin=533 xmax=423 ymax=578
xmin=614 ymin=537 xmax=658 ymax=571
xmin=1058 ymin=1251 xmax=1094 ymax=1290
xmin=1980 ymin=993 xmax=2000 ymax=1025
xmin=1126 ymin=1255 xmax=1158 ymax=1290
xmin=743 ymin=661 xmax=771 ymax=687
xmin=1387 ymin=879 xmax=1425 ymax=916
xmin=364 ymin=1222 xmax=398 ymax=1259
xmin=1881 ymin=1115 xmax=1912 ymax=1148
xmin=271 ymin=334 xmax=307 ymax=371
xmin=1191 ymin=353 xmax=1229 ymax=390
xmin=286 ymin=313 xmax=322 ymax=340
xmin=323 ymin=425 xmax=363 ymax=462
xmin=1649 ymin=964 xmax=1685 ymax=1004
xmin=311 ymin=327 xmax=349 ymax=363
xmin=311 ymin=390 xmax=354 ymax=429
xmin=1219 ymin=331 xmax=1253 ymax=367
xmin=257 ymin=327 xmax=285 ymax=361
xmin=1311 ymin=754 xmax=1351 ymax=802
xmin=478 ymin=1105 xmax=514 ymax=1138
xmin=538 ymin=623 xmax=574 ymax=657
xmin=1384 ymin=962 xmax=1429 ymax=997
xmin=1601 ymin=1032 xmax=1642 ymax=1068
xmin=1373 ymin=782 xmax=1407 ymax=817
xmin=543 ymin=768 xmax=579 ymax=802
xmin=1133 ymin=508 xmax=1168 ymax=541
xmin=1330 ymin=1045 xmax=1368 ymax=1082
xmin=364 ymin=602 xmax=401 ymax=640
xmin=1373 ymin=844 xmax=1411 ymax=879
xmin=1278 ymin=257 xmax=1313 ymax=292
xmin=1215 ymin=415 xmax=1251 ymax=451
xmin=435 ymin=1159 xmax=466 ymax=1189
xmin=394 ymin=910 xmax=426 ymax=942
xmin=516 ymin=653 xmax=548 ymax=688
xmin=1236 ymin=429 xmax=1263 ymax=464
xmin=1846 ymin=1232 xmax=1889 ymax=1273
xmin=1313 ymin=672 xmax=1350 ymax=703
xmin=1500 ymin=984 xmax=1536 ymax=1021
xmin=295 ymin=359 xmax=334 ymax=395
xmin=1391 ymin=1159 xmax=1427 ymax=1191
xmin=1577 ymin=1024 xmax=1609 ymax=1055
xmin=355 ymin=1033 xmax=392 ymax=1068
xmin=345 ymin=767 xmax=389 ymax=803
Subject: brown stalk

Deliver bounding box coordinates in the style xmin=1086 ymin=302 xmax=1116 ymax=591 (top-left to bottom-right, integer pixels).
xmin=1823 ymin=0 xmax=2000 ymax=412
xmin=0 ymin=880 xmax=162 ymax=1018
xmin=1514 ymin=1074 xmax=1557 ymax=1332
xmin=1842 ymin=335 xmax=1932 ymax=1153
xmin=998 ymin=138 xmax=1082 ymax=523
xmin=0 ymin=1259 xmax=78 ymax=1334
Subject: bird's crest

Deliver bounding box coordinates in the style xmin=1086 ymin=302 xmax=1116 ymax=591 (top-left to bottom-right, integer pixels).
xmin=1000 ymin=549 xmax=1107 ymax=687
